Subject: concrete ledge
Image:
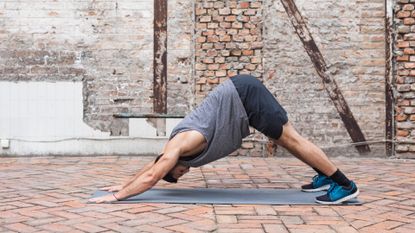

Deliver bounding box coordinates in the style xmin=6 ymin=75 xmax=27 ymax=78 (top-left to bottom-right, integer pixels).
xmin=0 ymin=137 xmax=168 ymax=156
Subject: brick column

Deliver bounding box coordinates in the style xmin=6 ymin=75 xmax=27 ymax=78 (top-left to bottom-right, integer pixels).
xmin=194 ymin=0 xmax=266 ymax=156
xmin=194 ymin=0 xmax=263 ymax=102
xmin=394 ymin=0 xmax=415 ymax=157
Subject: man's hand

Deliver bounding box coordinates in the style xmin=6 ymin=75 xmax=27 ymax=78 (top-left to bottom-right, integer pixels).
xmin=100 ymin=185 xmax=123 ymax=192
xmin=88 ymin=194 xmax=118 ymax=204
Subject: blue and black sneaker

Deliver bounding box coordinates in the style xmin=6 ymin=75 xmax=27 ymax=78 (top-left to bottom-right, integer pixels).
xmin=301 ymin=174 xmax=333 ymax=192
xmin=315 ymin=181 xmax=359 ymax=205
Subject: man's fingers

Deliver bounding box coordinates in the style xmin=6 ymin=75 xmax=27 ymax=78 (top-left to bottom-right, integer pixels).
xmin=89 ymin=193 xmax=118 ymax=204
xmin=89 ymin=198 xmax=103 ymax=204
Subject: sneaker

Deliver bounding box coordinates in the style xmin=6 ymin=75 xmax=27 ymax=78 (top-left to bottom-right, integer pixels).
xmin=301 ymin=174 xmax=333 ymax=192
xmin=315 ymin=181 xmax=359 ymax=205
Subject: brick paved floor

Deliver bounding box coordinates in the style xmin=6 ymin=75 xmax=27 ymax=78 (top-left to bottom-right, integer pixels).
xmin=0 ymin=156 xmax=414 ymax=233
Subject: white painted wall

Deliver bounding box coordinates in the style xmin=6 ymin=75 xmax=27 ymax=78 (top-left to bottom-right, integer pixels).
xmin=0 ymin=81 xmax=178 ymax=156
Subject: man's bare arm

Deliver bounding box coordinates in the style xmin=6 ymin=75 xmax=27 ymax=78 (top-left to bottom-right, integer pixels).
xmin=89 ymin=130 xmax=207 ymax=203
xmin=100 ymin=160 xmax=155 ymax=192
xmin=115 ymin=142 xmax=173 ymax=190
xmin=121 ymin=160 xmax=155 ymax=188
xmin=113 ymin=149 xmax=180 ymax=200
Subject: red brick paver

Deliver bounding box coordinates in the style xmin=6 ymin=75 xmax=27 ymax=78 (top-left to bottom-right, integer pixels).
xmin=1 ymin=156 xmax=414 ymax=232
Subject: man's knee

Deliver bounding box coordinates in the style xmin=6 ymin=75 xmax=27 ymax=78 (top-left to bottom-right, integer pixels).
xmin=274 ymin=122 xmax=302 ymax=148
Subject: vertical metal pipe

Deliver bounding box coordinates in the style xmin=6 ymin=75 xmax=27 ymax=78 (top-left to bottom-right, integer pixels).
xmin=385 ymin=0 xmax=395 ymax=156
xmin=154 ymin=0 xmax=168 ymax=114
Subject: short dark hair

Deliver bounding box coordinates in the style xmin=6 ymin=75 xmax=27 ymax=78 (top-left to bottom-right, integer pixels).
xmin=154 ymin=154 xmax=178 ymax=183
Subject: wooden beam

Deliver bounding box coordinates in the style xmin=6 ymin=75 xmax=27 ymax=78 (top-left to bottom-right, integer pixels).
xmin=280 ymin=0 xmax=370 ymax=154
xmin=153 ymin=0 xmax=168 ymax=114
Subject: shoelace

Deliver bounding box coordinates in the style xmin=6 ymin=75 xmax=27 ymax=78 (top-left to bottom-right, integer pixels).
xmin=312 ymin=175 xmax=319 ymax=183
xmin=328 ymin=182 xmax=338 ymax=192
xmin=312 ymin=174 xmax=327 ymax=185
xmin=327 ymin=182 xmax=344 ymax=199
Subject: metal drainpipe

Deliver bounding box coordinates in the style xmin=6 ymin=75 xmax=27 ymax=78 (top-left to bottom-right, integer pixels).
xmin=385 ymin=0 xmax=396 ymax=157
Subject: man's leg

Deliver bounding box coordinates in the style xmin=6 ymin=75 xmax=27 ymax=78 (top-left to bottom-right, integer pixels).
xmin=273 ymin=121 xmax=337 ymax=176
xmin=273 ymin=121 xmax=359 ymax=204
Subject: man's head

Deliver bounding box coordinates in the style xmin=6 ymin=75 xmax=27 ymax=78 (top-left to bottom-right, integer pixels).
xmin=154 ymin=154 xmax=190 ymax=183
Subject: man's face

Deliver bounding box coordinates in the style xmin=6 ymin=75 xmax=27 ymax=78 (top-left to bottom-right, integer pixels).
xmin=170 ymin=164 xmax=190 ymax=179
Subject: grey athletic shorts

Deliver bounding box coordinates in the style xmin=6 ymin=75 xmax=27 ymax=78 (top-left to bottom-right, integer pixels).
xmin=230 ymin=74 xmax=288 ymax=140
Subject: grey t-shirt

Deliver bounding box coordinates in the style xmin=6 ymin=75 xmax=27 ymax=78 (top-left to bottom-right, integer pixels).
xmin=170 ymin=79 xmax=250 ymax=167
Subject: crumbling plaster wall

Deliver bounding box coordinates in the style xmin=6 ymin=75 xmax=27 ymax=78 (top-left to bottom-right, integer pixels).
xmin=0 ymin=0 xmax=194 ymax=136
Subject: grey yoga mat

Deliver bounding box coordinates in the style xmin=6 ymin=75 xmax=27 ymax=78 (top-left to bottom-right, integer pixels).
xmin=90 ymin=188 xmax=363 ymax=205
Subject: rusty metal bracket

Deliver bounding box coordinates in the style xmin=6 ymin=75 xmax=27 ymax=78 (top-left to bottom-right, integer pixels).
xmin=280 ymin=0 xmax=370 ymax=154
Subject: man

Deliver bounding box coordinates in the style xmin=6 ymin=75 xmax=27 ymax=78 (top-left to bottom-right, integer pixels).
xmin=89 ymin=74 xmax=359 ymax=204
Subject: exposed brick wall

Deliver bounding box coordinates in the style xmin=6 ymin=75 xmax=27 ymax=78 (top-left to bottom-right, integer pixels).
xmin=0 ymin=0 xmax=193 ymax=135
xmin=263 ymin=0 xmax=387 ymax=157
xmin=2 ymin=0 xmax=411 ymax=157
xmin=194 ymin=0 xmax=263 ymax=100
xmin=394 ymin=0 xmax=415 ymax=157
xmin=167 ymin=0 xmax=195 ymax=115
xmin=0 ymin=2 xmax=86 ymax=82
xmin=194 ymin=0 xmax=266 ymax=156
